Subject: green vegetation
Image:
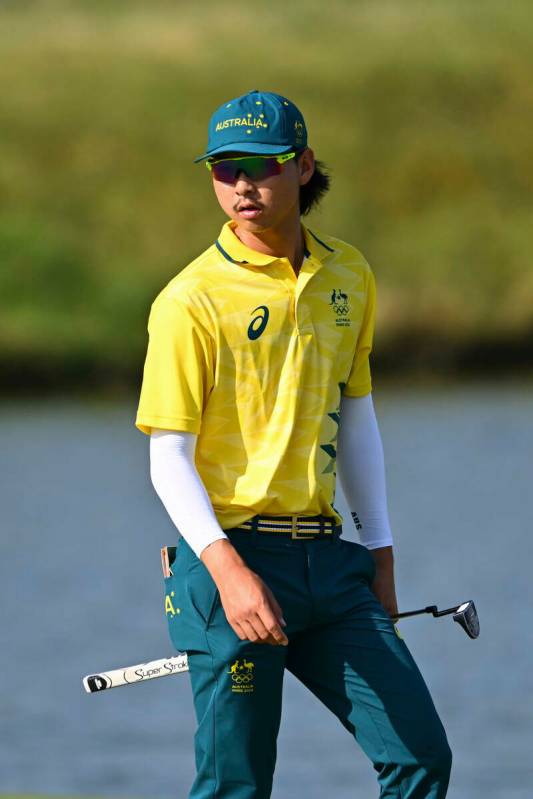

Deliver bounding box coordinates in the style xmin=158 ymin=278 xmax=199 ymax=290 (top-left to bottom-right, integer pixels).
xmin=1 ymin=0 xmax=532 ymax=389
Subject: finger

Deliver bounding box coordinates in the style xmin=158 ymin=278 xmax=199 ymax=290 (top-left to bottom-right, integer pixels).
xmin=264 ymin=586 xmax=287 ymax=627
xmin=251 ymin=613 xmax=287 ymax=645
xmin=243 ymin=615 xmax=284 ymax=646
xmin=249 ymin=613 xmax=277 ymax=644
xmin=258 ymin=607 xmax=288 ymax=645
xmin=230 ymin=620 xmax=249 ymax=641
xmin=238 ymin=618 xmax=264 ymax=644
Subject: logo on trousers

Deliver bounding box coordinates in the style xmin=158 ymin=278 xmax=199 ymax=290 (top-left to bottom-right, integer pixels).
xmin=227 ymin=658 xmax=255 ymax=693
xmin=165 ymin=591 xmax=181 ymax=617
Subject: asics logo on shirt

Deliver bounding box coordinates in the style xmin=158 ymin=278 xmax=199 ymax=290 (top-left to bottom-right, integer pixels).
xmin=247 ymin=305 xmax=269 ymax=340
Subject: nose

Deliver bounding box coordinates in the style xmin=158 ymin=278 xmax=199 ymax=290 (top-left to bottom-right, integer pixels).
xmin=234 ymin=171 xmax=255 ymax=192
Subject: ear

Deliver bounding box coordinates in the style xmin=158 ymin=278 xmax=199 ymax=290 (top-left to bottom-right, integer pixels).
xmin=298 ymin=148 xmax=315 ymax=187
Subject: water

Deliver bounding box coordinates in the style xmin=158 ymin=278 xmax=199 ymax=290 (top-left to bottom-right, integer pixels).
xmin=1 ymin=384 xmax=532 ymax=798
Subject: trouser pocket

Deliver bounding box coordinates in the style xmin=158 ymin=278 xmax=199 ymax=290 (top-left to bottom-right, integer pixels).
xmin=339 ymin=538 xmax=376 ymax=585
xmin=186 ymin=556 xmax=221 ymax=628
xmin=162 ymin=540 xmax=221 ymax=653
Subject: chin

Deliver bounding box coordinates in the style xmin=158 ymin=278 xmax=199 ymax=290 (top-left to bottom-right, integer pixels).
xmin=232 ymin=215 xmax=270 ymax=232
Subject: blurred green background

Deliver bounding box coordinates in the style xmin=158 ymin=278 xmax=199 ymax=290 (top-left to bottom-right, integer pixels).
xmin=1 ymin=0 xmax=532 ymax=392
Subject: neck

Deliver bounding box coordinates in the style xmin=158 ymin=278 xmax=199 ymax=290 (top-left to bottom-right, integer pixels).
xmin=233 ymin=211 xmax=305 ymax=275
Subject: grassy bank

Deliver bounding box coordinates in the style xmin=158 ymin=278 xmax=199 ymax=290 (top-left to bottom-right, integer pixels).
xmin=1 ymin=0 xmax=532 ymax=389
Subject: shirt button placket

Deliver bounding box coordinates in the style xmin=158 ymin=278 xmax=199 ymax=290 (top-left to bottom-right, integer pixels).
xmin=278 ymin=259 xmax=299 ymax=335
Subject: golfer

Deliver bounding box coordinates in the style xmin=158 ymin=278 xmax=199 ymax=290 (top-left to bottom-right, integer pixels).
xmin=136 ymin=90 xmax=452 ymax=798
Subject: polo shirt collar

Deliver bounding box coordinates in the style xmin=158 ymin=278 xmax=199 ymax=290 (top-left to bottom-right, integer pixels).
xmin=216 ymin=221 xmax=335 ymax=267
xmin=303 ymin=226 xmax=336 ymax=261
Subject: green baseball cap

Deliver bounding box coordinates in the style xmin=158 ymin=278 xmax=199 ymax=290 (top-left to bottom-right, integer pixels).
xmin=194 ymin=89 xmax=308 ymax=162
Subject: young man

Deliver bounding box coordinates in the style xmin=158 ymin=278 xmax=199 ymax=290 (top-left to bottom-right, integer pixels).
xmin=136 ymin=90 xmax=452 ymax=799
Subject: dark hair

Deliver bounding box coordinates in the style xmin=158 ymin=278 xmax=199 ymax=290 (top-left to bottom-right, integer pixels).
xmin=298 ymin=154 xmax=331 ymax=216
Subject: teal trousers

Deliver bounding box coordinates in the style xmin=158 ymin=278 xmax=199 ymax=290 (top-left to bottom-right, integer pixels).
xmin=164 ymin=527 xmax=452 ymax=798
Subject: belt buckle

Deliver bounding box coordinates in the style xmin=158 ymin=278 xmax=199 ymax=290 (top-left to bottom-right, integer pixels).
xmin=291 ymin=515 xmax=311 ymax=539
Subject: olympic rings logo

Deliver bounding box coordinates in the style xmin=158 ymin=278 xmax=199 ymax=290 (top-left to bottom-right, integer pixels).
xmin=333 ymin=305 xmax=350 ymax=315
xmin=231 ymin=673 xmax=254 ymax=684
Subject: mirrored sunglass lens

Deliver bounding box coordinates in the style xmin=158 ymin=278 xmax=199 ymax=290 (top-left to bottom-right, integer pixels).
xmin=211 ymin=157 xmax=281 ymax=183
xmin=210 ymin=161 xmax=238 ymax=182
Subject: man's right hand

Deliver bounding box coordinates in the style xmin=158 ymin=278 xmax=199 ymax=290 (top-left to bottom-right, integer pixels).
xmin=201 ymin=539 xmax=288 ymax=646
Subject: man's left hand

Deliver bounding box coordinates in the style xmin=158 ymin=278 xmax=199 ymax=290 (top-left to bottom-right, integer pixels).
xmin=369 ymin=545 xmax=399 ymax=619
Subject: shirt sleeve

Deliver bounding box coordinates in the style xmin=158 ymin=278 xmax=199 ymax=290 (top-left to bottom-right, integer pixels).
xmin=136 ymin=296 xmax=215 ymax=436
xmin=342 ymin=267 xmax=376 ymax=398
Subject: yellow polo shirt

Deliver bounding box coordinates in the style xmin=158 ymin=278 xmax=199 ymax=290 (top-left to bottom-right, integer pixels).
xmin=136 ymin=221 xmax=376 ymax=529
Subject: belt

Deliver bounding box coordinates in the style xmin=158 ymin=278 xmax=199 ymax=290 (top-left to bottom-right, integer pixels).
xmin=235 ymin=514 xmax=338 ymax=539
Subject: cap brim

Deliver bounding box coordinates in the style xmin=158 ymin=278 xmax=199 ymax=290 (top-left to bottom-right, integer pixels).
xmin=193 ymin=142 xmax=294 ymax=163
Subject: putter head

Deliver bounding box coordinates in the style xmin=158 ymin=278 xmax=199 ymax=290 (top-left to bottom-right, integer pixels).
xmin=453 ymin=601 xmax=479 ymax=639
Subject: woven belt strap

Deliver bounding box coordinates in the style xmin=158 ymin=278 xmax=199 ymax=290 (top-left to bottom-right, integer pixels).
xmin=236 ymin=514 xmax=336 ymax=539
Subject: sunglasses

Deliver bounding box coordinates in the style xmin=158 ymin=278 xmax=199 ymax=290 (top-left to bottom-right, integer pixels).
xmin=206 ymin=152 xmax=296 ymax=184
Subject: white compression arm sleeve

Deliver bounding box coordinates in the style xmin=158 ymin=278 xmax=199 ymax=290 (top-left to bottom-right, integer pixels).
xmin=149 ymin=429 xmax=228 ymax=559
xmin=336 ymin=393 xmax=393 ymax=550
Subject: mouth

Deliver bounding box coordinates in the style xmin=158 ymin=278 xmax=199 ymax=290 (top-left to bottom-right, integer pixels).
xmin=235 ymin=201 xmax=263 ymax=220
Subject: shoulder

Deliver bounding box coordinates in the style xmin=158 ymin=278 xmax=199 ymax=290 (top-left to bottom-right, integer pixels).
xmin=308 ymin=228 xmax=371 ymax=270
xmin=147 ymin=242 xmax=220 ymax=331
xmin=308 ymin=227 xmax=373 ymax=283
xmin=156 ymin=242 xmax=220 ymax=305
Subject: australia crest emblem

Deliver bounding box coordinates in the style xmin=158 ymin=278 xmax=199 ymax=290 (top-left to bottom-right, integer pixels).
xmin=329 ymin=288 xmax=351 ymax=327
xmin=227 ymin=658 xmax=255 ymax=694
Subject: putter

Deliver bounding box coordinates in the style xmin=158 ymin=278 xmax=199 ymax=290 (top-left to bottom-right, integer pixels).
xmin=83 ymin=599 xmax=480 ymax=693
xmin=393 ymin=600 xmax=479 ymax=639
